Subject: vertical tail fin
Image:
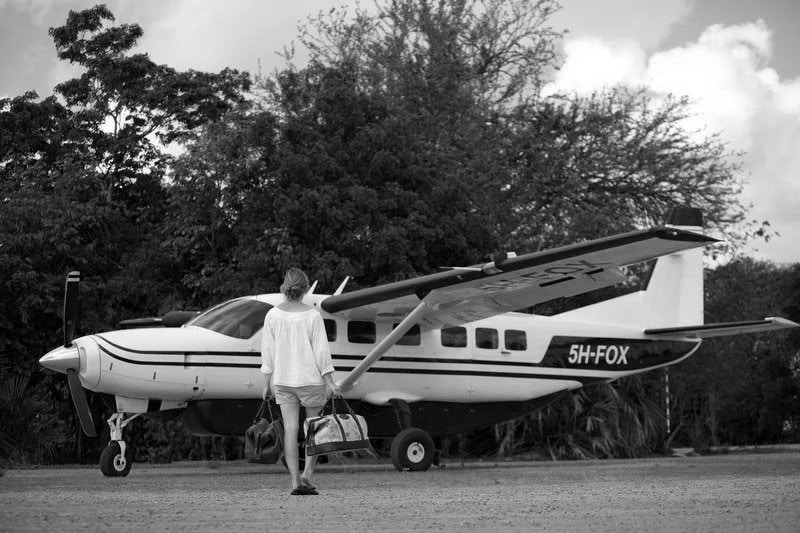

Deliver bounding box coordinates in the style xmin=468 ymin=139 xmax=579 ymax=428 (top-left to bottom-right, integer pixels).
xmin=557 ymin=207 xmax=704 ymax=328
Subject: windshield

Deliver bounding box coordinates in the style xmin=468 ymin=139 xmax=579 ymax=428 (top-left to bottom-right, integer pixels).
xmin=189 ymin=299 xmax=272 ymax=339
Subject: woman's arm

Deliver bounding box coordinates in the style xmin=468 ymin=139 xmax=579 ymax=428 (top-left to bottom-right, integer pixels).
xmin=311 ymin=314 xmax=339 ymax=395
xmin=260 ymin=314 xmax=275 ymax=397
xmin=323 ymin=372 xmax=341 ymax=397
xmin=262 ymin=372 xmax=273 ymax=399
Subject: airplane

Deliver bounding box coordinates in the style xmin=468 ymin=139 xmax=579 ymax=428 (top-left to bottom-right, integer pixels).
xmin=39 ymin=207 xmax=798 ymax=476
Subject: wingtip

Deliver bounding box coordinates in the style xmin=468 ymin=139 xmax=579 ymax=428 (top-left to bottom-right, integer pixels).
xmin=650 ymin=226 xmax=719 ymax=243
xmin=766 ymin=317 xmax=800 ymax=328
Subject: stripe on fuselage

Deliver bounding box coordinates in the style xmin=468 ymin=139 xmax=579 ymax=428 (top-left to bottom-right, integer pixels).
xmin=94 ymin=334 xmax=696 ymax=386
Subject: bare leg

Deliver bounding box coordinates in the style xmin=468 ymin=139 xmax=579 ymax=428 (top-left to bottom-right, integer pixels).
xmin=301 ymin=404 xmax=324 ymax=486
xmin=279 ymin=401 xmax=301 ymax=490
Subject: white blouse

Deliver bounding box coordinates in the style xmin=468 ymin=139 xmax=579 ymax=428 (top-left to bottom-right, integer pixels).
xmin=260 ymin=307 xmax=335 ymax=387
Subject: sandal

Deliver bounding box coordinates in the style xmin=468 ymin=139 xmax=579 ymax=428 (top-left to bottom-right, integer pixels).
xmin=290 ymin=485 xmax=318 ymax=496
xmin=300 ymin=477 xmax=317 ymax=491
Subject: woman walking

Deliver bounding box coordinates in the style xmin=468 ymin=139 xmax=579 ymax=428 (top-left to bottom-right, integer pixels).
xmin=261 ymin=268 xmax=341 ymax=495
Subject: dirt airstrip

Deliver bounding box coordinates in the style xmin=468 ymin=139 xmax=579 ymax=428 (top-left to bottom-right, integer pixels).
xmin=1 ymin=452 xmax=799 ymax=532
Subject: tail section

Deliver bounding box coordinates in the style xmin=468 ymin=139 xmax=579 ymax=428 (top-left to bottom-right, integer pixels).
xmin=557 ymin=207 xmax=704 ymax=329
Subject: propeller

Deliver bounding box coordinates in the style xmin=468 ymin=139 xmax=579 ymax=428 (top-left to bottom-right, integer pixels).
xmin=60 ymin=271 xmax=97 ymax=437
xmin=63 ymin=271 xmax=80 ymax=347
xmin=67 ymin=368 xmax=97 ymax=437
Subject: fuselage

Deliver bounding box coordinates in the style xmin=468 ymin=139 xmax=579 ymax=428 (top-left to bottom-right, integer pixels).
xmin=42 ymin=293 xmax=701 ymax=415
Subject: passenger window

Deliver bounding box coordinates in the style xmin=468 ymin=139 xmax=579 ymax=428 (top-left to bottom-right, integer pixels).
xmin=476 ymin=328 xmax=498 ymax=349
xmin=505 ymin=330 xmax=527 ymax=351
xmin=441 ymin=327 xmax=467 ymax=348
xmin=323 ymin=319 xmax=337 ymax=342
xmin=348 ymin=321 xmax=375 ymax=344
xmin=393 ymin=324 xmax=421 ymax=346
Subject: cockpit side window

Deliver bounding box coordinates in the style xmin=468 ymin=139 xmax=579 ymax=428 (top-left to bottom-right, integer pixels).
xmin=189 ymin=299 xmax=272 ymax=339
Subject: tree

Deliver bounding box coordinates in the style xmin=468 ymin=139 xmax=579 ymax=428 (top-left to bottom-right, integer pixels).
xmin=670 ymin=259 xmax=800 ymax=447
xmin=0 ymin=4 xmax=251 ymax=464
xmin=163 ymin=107 xmax=282 ymax=304
xmin=503 ymin=89 xmax=747 ymax=253
xmin=49 ymin=4 xmax=250 ymax=208
xmin=166 ymin=0 xmax=566 ymax=296
xmin=168 ymin=0 xmax=764 ymax=459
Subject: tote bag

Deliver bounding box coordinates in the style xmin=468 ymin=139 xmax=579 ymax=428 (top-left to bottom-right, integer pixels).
xmin=304 ymin=398 xmax=371 ymax=456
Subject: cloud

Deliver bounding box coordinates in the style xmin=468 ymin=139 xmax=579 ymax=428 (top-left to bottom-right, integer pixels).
xmin=549 ymin=37 xmax=645 ymax=94
xmin=0 ymin=0 xmax=65 ymax=24
xmin=551 ymin=0 xmax=695 ymax=50
xmin=131 ymin=0 xmax=339 ymax=76
xmin=546 ymin=20 xmax=800 ymax=263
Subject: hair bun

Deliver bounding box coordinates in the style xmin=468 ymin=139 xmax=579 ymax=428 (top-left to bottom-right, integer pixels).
xmin=280 ymin=268 xmax=309 ymax=301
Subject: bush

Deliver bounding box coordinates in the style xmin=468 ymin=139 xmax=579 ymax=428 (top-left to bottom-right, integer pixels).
xmin=0 ymin=372 xmax=67 ymax=467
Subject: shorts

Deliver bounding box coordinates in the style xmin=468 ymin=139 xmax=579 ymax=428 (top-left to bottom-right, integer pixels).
xmin=273 ymin=384 xmax=330 ymax=408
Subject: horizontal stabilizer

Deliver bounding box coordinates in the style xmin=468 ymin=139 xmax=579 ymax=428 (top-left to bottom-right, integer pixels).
xmin=644 ymin=317 xmax=799 ymax=339
xmin=118 ymin=317 xmax=162 ymax=329
xmin=117 ymin=311 xmax=199 ymax=330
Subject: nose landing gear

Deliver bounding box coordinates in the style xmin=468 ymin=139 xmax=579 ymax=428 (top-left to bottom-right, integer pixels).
xmin=100 ymin=412 xmax=140 ymax=477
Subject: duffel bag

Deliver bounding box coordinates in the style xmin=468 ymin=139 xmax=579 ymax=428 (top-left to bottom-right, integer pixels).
xmin=245 ymin=398 xmax=283 ymax=464
xmin=304 ymin=397 xmax=371 ymax=456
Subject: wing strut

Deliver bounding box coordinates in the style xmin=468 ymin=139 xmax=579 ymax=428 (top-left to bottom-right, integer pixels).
xmin=340 ymin=299 xmax=433 ymax=391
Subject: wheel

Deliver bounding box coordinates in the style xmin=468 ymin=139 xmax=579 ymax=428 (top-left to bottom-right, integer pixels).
xmin=100 ymin=441 xmax=131 ymax=477
xmin=390 ymin=428 xmax=435 ymax=472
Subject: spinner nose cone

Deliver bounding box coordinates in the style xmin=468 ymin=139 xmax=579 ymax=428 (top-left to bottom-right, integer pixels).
xmin=40 ymin=345 xmax=80 ymax=373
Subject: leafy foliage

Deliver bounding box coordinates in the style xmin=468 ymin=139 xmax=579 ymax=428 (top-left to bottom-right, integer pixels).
xmin=670 ymin=258 xmax=800 ymax=448
xmin=1 ymin=4 xmax=250 ymax=464
xmin=0 ymin=372 xmax=67 ymax=466
xmin=504 ymin=90 xmax=746 ymax=253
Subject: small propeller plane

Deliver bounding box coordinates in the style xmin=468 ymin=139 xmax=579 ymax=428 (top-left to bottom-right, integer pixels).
xmin=40 ymin=207 xmax=798 ymax=476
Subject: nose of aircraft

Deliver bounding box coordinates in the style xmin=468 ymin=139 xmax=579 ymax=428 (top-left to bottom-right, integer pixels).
xmin=40 ymin=345 xmax=80 ymax=373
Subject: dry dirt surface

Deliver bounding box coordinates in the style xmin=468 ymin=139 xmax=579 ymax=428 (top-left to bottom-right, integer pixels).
xmin=1 ymin=452 xmax=799 ymax=532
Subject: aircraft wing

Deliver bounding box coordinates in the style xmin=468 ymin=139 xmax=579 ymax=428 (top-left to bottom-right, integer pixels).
xmin=645 ymin=317 xmax=799 ymax=339
xmin=321 ymin=226 xmax=717 ymax=329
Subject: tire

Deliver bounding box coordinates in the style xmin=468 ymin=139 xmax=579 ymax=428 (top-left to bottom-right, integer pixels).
xmin=390 ymin=428 xmax=435 ymax=472
xmin=100 ymin=441 xmax=132 ymax=477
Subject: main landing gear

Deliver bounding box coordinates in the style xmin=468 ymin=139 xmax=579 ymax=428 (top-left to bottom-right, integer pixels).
xmin=388 ymin=399 xmax=439 ymax=472
xmin=100 ymin=412 xmax=140 ymax=477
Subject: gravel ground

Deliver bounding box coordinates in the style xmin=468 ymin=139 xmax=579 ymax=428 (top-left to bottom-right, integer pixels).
xmin=1 ymin=452 xmax=799 ymax=532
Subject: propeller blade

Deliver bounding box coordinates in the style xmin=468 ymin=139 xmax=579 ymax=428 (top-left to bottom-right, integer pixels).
xmin=67 ymin=368 xmax=96 ymax=437
xmin=63 ymin=271 xmax=80 ymax=347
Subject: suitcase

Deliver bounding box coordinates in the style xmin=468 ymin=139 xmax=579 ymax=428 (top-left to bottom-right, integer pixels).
xmin=304 ymin=398 xmax=371 ymax=456
xmin=244 ymin=399 xmax=283 ymax=464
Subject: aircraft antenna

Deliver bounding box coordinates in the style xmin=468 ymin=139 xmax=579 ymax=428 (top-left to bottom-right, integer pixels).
xmin=333 ymin=276 xmax=350 ymax=295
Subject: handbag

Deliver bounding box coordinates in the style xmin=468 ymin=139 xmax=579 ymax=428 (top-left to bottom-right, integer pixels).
xmin=244 ymin=399 xmax=283 ymax=464
xmin=304 ymin=397 xmax=371 ymax=456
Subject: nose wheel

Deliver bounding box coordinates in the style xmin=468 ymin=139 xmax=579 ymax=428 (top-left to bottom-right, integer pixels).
xmin=100 ymin=412 xmax=139 ymax=477
xmin=100 ymin=440 xmax=131 ymax=477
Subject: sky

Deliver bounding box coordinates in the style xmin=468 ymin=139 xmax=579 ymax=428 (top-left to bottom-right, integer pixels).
xmin=1 ymin=0 xmax=798 ymax=264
